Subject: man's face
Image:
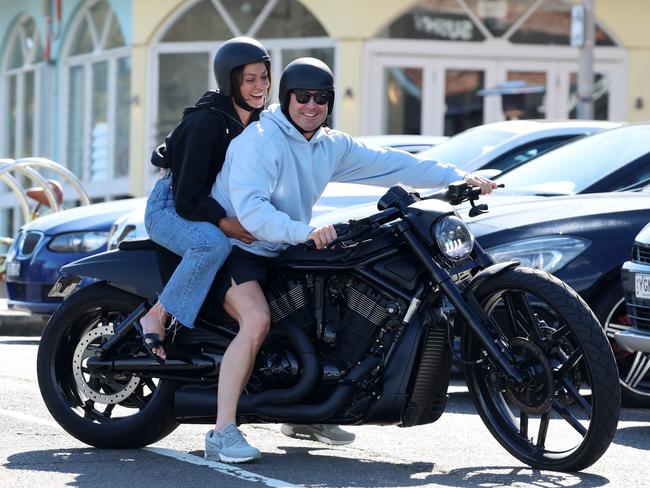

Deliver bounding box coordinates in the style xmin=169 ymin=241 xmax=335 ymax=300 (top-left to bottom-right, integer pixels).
xmin=287 ymin=90 xmax=330 ymax=137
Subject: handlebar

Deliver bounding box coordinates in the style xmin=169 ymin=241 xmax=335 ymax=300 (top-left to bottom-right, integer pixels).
xmin=305 ymin=181 xmax=503 ymax=250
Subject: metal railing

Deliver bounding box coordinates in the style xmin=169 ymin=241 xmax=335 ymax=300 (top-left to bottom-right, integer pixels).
xmin=0 ymin=158 xmax=90 ymax=268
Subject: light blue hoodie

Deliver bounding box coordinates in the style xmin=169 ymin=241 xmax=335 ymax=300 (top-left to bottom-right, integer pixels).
xmin=211 ymin=104 xmax=466 ymax=257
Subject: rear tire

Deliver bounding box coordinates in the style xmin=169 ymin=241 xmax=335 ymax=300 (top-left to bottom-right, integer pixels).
xmin=461 ymin=267 xmax=620 ymax=472
xmin=37 ymin=283 xmax=178 ymax=448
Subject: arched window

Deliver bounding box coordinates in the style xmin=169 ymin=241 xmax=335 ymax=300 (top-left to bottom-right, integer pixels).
xmin=62 ymin=0 xmax=131 ymax=195
xmin=152 ymin=0 xmax=334 ymax=146
xmin=1 ymin=15 xmax=44 ymax=159
xmin=379 ymin=0 xmax=617 ymax=45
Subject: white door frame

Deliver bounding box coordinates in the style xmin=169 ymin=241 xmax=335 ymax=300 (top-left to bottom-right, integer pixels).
xmin=364 ymin=39 xmax=627 ymax=135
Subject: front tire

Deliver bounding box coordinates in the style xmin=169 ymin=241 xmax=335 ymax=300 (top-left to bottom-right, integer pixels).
xmin=37 ymin=283 xmax=178 ymax=448
xmin=461 ymin=267 xmax=620 ymax=472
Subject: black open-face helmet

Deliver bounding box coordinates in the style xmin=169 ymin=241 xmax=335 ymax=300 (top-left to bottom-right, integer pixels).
xmin=279 ymin=57 xmax=335 ymax=116
xmin=213 ymin=37 xmax=270 ymax=101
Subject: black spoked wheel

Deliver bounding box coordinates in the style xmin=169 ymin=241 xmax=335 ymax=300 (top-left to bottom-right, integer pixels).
xmin=461 ymin=267 xmax=620 ymax=472
xmin=594 ymin=287 xmax=650 ymax=407
xmin=37 ymin=283 xmax=178 ymax=448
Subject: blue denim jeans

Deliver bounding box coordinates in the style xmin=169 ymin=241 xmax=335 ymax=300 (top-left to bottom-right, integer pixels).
xmin=144 ymin=174 xmax=231 ymax=328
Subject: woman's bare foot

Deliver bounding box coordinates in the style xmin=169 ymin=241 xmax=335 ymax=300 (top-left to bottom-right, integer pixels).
xmin=139 ymin=301 xmax=168 ymax=360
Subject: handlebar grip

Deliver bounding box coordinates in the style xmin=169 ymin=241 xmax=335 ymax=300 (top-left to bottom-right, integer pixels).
xmin=305 ymin=239 xmax=316 ymax=250
xmin=333 ymin=223 xmax=350 ymax=235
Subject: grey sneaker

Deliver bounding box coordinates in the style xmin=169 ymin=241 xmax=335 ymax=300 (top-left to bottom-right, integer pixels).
xmin=205 ymin=423 xmax=261 ymax=463
xmin=280 ymin=424 xmax=355 ymax=445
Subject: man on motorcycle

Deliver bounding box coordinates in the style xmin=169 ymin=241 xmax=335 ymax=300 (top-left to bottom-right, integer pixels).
xmin=208 ymin=57 xmax=497 ymax=462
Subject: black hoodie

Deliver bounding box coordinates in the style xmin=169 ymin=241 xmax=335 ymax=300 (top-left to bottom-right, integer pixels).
xmin=162 ymin=91 xmax=261 ymax=227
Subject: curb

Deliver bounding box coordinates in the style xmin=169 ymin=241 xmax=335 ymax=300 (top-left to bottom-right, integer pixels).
xmin=0 ymin=312 xmax=48 ymax=336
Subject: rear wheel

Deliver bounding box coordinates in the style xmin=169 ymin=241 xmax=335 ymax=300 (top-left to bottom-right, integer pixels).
xmin=461 ymin=267 xmax=620 ymax=472
xmin=37 ymin=283 xmax=178 ymax=448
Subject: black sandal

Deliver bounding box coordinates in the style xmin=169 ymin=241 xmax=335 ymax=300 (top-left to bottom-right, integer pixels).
xmin=133 ymin=320 xmax=165 ymax=364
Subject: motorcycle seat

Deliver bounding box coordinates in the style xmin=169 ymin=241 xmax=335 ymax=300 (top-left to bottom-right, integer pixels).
xmin=118 ymin=238 xmax=157 ymax=251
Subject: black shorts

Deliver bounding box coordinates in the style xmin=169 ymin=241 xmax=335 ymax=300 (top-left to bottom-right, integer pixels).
xmin=210 ymin=246 xmax=273 ymax=305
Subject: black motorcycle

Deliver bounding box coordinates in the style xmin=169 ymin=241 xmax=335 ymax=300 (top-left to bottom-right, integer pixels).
xmin=37 ymin=182 xmax=620 ymax=472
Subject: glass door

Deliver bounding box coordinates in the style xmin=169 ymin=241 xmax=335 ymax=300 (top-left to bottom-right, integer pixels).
xmin=369 ymin=55 xmax=492 ymax=136
xmin=496 ymin=62 xmax=556 ymax=120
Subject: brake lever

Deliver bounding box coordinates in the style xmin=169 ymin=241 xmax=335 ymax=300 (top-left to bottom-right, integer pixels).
xmin=467 ymin=183 xmax=504 ymax=217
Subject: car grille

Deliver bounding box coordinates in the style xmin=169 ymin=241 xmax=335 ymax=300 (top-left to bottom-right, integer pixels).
xmin=626 ymin=300 xmax=650 ymax=333
xmin=16 ymin=231 xmax=43 ymax=256
xmin=633 ymin=243 xmax=650 ymax=265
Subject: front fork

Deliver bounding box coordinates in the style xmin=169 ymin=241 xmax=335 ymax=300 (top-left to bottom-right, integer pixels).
xmin=398 ymin=224 xmax=526 ymax=387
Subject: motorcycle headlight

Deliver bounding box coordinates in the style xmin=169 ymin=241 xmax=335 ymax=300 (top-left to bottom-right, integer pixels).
xmin=435 ymin=215 xmax=475 ymax=261
xmin=486 ymin=236 xmax=590 ymax=273
xmin=48 ymin=231 xmax=108 ymax=253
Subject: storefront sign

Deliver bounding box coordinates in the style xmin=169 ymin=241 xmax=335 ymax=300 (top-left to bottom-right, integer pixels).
xmin=571 ymin=5 xmax=585 ymax=47
xmin=412 ymin=13 xmax=475 ymax=41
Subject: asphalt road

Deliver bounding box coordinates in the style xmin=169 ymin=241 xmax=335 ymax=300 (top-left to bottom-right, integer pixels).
xmin=1 ymin=336 xmax=649 ymax=488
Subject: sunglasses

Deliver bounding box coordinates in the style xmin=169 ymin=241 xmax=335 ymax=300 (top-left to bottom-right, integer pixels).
xmin=293 ymin=90 xmax=331 ymax=105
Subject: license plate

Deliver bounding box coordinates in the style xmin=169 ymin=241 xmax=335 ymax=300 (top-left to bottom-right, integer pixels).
xmin=635 ymin=273 xmax=650 ymax=299
xmin=6 ymin=260 xmax=20 ymax=278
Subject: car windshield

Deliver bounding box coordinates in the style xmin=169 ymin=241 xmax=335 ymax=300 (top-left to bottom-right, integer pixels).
xmin=418 ymin=128 xmax=514 ymax=166
xmin=495 ymin=125 xmax=650 ymax=195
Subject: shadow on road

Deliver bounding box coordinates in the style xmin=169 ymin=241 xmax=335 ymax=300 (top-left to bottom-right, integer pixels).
xmin=5 ymin=446 xmax=611 ymax=488
xmin=611 ymin=425 xmax=650 ymax=449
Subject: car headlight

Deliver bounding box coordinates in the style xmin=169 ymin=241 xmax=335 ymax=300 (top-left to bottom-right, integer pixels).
xmin=48 ymin=231 xmax=108 ymax=253
xmin=486 ymin=236 xmax=590 ymax=273
xmin=435 ymin=215 xmax=475 ymax=261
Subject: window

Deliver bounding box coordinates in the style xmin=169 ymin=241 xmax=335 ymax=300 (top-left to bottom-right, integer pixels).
xmin=381 ymin=0 xmax=617 ymax=46
xmin=1 ymin=15 xmax=44 ymax=159
xmin=488 ymin=136 xmax=574 ymax=174
xmin=153 ymin=0 xmax=334 ymax=145
xmin=379 ymin=0 xmax=485 ymax=41
xmin=1 ymin=15 xmax=45 ymax=242
xmin=63 ymin=0 xmax=131 ymax=192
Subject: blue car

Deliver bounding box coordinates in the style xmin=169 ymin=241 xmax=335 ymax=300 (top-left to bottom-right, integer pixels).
xmin=4 ymin=198 xmax=145 ymax=315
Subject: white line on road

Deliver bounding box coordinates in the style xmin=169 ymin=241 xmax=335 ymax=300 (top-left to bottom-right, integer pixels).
xmin=0 ymin=408 xmax=60 ymax=429
xmin=145 ymin=447 xmax=302 ymax=488
xmin=0 ymin=407 xmax=301 ymax=487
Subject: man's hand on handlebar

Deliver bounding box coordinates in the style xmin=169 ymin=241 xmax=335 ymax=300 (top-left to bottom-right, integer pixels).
xmin=463 ymin=173 xmax=499 ymax=195
xmin=308 ymin=224 xmax=337 ymax=250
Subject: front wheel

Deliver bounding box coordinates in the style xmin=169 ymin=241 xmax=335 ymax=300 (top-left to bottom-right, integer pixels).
xmin=460 ymin=267 xmax=620 ymax=472
xmin=37 ymin=282 xmax=178 ymax=448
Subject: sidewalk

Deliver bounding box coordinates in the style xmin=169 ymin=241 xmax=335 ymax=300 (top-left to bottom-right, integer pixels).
xmin=0 ymin=298 xmax=48 ymax=336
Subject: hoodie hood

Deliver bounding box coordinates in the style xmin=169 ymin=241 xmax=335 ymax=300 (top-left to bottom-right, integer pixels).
xmin=183 ymin=90 xmax=262 ymax=127
xmin=262 ymin=103 xmax=328 ymax=144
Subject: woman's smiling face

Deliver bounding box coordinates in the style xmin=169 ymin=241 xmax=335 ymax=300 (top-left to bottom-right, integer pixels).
xmin=237 ymin=62 xmax=270 ymax=109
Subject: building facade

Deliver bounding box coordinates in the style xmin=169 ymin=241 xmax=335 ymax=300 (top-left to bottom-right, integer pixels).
xmin=1 ymin=0 xmax=649 ymax=238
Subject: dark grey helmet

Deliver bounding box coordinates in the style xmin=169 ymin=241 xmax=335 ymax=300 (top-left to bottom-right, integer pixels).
xmin=213 ymin=37 xmax=270 ymax=97
xmin=279 ymin=57 xmax=335 ymax=115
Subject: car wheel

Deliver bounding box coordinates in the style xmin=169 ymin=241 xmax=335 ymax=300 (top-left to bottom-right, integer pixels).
xmin=595 ymin=285 xmax=650 ymax=407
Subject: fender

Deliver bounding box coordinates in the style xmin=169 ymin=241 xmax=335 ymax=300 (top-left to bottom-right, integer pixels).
xmin=60 ymin=246 xmax=162 ymax=299
xmin=463 ymin=261 xmax=519 ymax=297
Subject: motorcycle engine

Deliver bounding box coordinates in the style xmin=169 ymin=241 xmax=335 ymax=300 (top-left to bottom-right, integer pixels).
xmin=259 ymin=275 xmax=401 ymax=389
xmin=333 ymin=278 xmax=398 ymax=364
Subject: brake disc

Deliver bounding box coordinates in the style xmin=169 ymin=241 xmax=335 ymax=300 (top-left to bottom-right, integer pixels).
xmin=505 ymin=337 xmax=554 ymax=415
xmin=72 ymin=325 xmax=140 ymax=404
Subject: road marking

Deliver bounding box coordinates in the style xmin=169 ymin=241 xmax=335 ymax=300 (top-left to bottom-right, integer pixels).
xmin=0 ymin=408 xmax=60 ymax=429
xmin=145 ymin=447 xmax=301 ymax=488
xmin=0 ymin=408 xmax=300 ymax=487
